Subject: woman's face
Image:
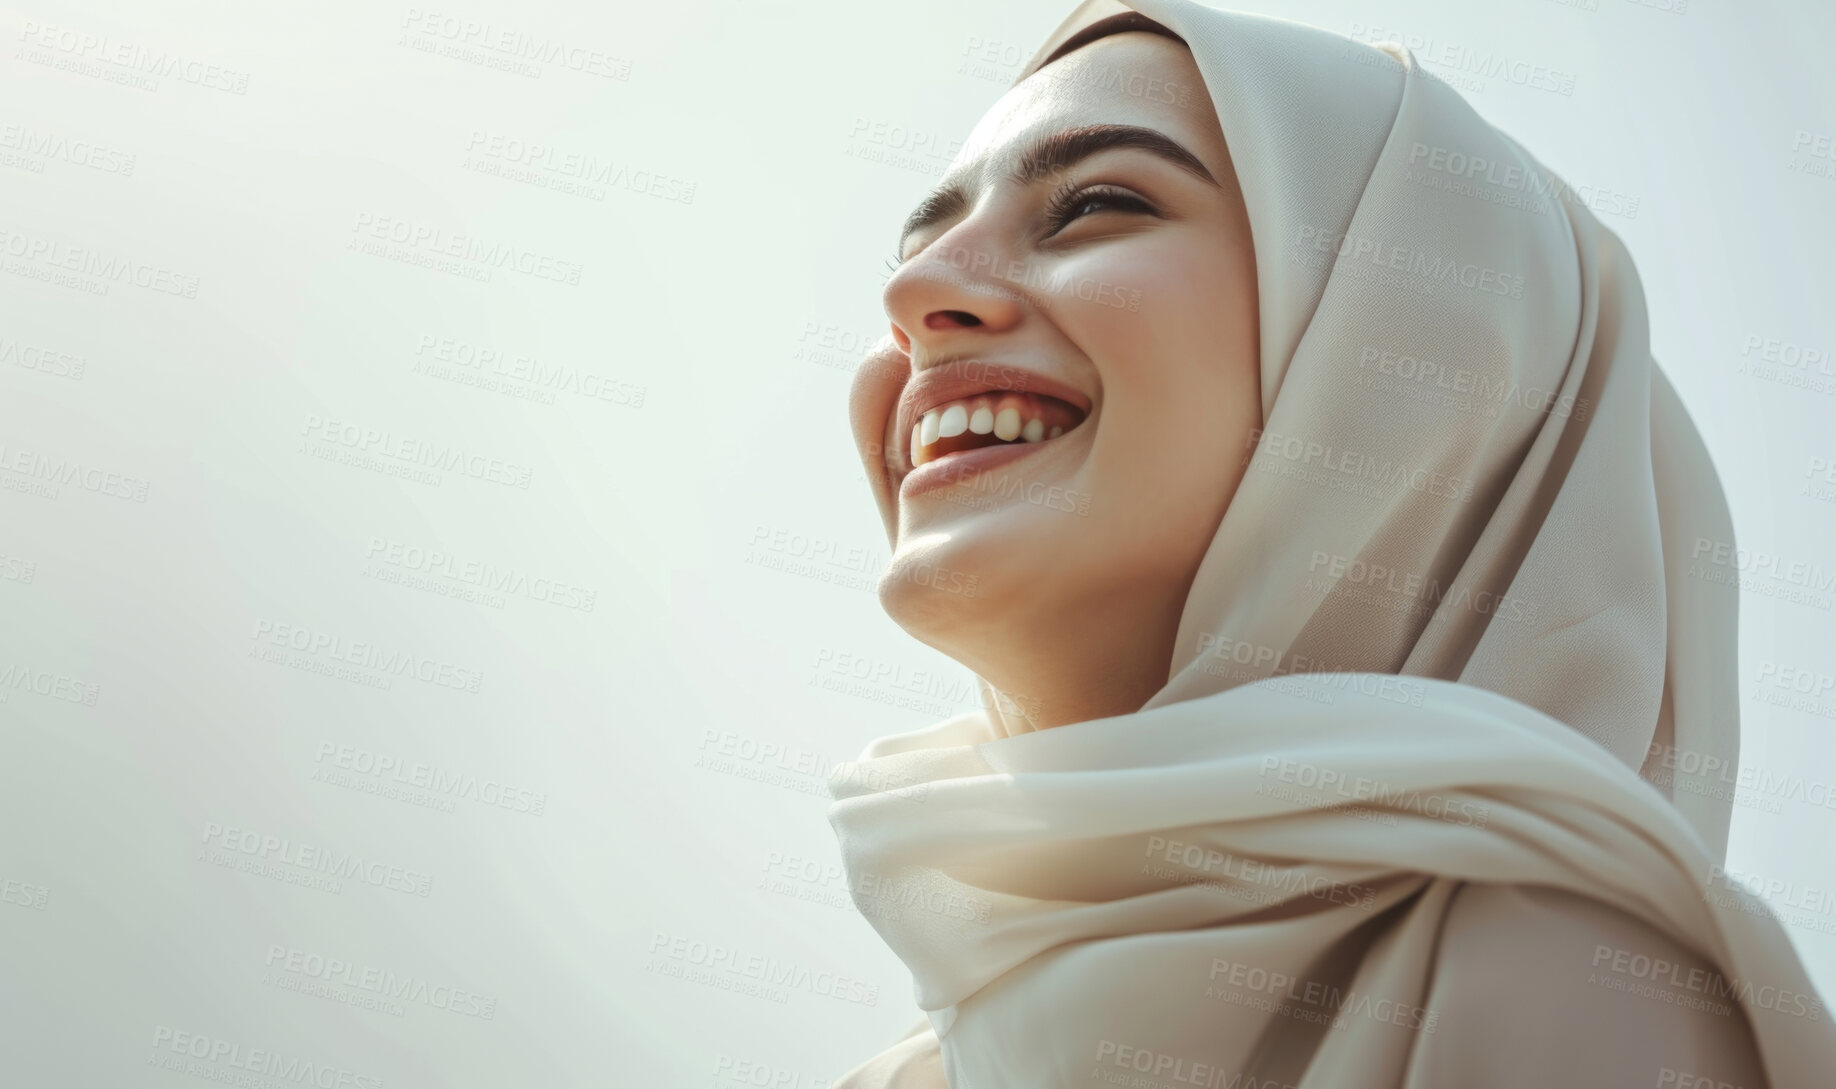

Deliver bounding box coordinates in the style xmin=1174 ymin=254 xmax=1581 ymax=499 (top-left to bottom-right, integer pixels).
xmin=850 ymin=30 xmax=1260 ymax=725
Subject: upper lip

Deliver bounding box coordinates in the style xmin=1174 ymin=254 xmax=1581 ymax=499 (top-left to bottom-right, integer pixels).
xmin=894 ymin=357 xmax=1096 ymax=461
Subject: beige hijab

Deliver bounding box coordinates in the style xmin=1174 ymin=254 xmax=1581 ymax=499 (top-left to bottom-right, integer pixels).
xmin=827 ymin=1 xmax=1835 ymax=1085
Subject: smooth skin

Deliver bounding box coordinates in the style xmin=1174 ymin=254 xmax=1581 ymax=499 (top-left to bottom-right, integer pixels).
xmin=838 ymin=28 xmax=1770 ymax=1089
xmin=850 ymin=31 xmax=1261 ymax=733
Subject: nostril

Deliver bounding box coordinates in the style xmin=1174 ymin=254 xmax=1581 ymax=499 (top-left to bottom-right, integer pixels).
xmin=925 ymin=310 xmax=982 ymax=329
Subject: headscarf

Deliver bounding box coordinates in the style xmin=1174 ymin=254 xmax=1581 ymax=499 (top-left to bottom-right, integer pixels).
xmin=826 ymin=1 xmax=1836 ymax=1085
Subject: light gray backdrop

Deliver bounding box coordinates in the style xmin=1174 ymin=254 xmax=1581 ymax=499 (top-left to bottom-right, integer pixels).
xmin=2 ymin=0 xmax=1833 ymax=1085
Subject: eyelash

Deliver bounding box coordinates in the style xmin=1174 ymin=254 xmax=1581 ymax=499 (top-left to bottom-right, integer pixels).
xmin=1042 ymin=182 xmax=1155 ymax=235
xmin=887 ymin=183 xmax=1156 ymax=271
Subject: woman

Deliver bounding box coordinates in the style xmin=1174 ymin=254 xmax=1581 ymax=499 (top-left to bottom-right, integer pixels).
xmin=829 ymin=1 xmax=1834 ymax=1086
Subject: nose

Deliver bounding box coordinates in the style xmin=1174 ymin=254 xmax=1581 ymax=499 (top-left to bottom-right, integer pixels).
xmin=882 ymin=230 xmax=1024 ymax=359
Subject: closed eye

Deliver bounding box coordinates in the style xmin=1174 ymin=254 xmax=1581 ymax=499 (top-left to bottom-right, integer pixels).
xmin=1043 ymin=184 xmax=1159 ymax=237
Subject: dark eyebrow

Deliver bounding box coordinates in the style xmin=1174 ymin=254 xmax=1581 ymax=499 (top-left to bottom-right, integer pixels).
xmin=896 ymin=123 xmax=1219 ymax=254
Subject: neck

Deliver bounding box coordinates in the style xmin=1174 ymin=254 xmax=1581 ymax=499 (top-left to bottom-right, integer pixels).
xmin=960 ymin=597 xmax=1182 ymax=735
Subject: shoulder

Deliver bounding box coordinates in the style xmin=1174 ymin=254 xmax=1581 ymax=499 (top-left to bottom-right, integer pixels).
xmin=830 ymin=1017 xmax=944 ymax=1089
xmin=857 ymin=710 xmax=992 ymax=759
xmin=1409 ymin=883 xmax=1764 ymax=1089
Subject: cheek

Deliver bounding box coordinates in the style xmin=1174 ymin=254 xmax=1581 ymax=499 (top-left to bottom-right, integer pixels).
xmin=1096 ymin=406 xmax=1243 ymax=566
xmin=1054 ymin=239 xmax=1254 ymax=389
xmin=1055 ymin=245 xmax=1257 ymax=556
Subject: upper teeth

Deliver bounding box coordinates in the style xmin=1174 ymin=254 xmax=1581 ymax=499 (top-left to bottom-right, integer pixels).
xmin=911 ymin=393 xmax=1072 ymax=468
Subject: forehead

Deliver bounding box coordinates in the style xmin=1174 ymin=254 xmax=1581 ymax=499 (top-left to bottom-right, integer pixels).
xmin=942 ymin=31 xmax=1222 ymax=192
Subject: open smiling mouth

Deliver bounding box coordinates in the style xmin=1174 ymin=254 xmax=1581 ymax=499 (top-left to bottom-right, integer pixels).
xmin=910 ymin=391 xmax=1088 ymax=466
xmin=899 ymin=390 xmax=1090 ymax=497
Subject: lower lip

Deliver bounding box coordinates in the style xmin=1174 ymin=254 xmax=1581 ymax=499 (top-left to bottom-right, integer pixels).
xmin=897 ymin=431 xmax=1075 ymax=500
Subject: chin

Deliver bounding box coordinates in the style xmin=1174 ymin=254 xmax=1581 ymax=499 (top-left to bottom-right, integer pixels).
xmin=878 ymin=509 xmax=1068 ymax=646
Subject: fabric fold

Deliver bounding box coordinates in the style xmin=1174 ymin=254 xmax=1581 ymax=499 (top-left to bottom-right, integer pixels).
xmin=830 ymin=678 xmax=1830 ymax=1086
xmin=824 ymin=0 xmax=1826 ymax=1084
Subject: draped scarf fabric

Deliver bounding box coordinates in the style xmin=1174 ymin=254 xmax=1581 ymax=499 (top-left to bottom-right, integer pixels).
xmin=825 ymin=1 xmax=1835 ymax=1085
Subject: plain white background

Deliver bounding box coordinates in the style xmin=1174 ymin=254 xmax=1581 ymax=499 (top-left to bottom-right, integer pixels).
xmin=1 ymin=0 xmax=1833 ymax=1084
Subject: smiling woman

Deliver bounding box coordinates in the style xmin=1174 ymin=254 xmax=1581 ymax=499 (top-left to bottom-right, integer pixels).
xmin=856 ymin=22 xmax=1261 ymax=733
xmin=828 ymin=1 xmax=1836 ymax=1087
